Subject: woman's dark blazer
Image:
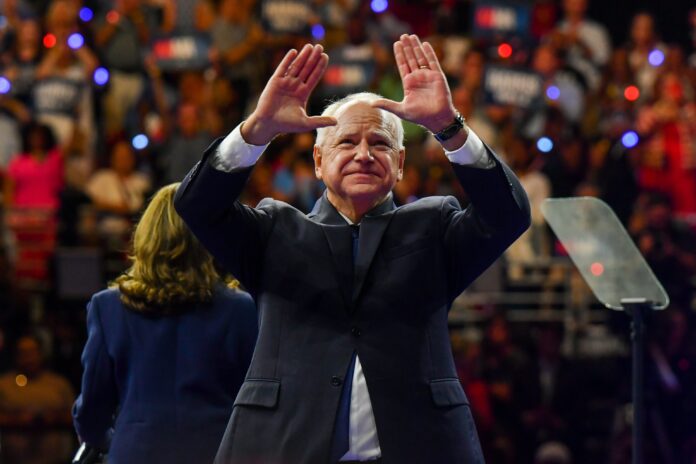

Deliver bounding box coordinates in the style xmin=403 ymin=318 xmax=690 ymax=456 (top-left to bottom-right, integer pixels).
xmin=72 ymin=286 xmax=258 ymax=464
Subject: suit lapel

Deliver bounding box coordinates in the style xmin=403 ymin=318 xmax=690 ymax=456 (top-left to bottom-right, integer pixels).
xmin=309 ymin=192 xmax=397 ymax=308
xmin=308 ymin=194 xmax=354 ymax=307
xmin=352 ymin=212 xmax=393 ymax=302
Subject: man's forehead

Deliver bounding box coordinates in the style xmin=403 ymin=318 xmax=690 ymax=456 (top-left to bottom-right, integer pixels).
xmin=331 ymin=102 xmax=397 ymax=137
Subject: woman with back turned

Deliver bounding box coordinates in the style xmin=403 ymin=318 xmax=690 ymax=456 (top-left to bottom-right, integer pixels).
xmin=72 ymin=183 xmax=258 ymax=464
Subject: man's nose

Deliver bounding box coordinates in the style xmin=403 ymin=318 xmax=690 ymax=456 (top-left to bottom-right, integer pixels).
xmin=353 ymin=140 xmax=374 ymax=162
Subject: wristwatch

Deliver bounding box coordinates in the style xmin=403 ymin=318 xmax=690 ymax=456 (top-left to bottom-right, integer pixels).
xmin=433 ymin=112 xmax=465 ymax=142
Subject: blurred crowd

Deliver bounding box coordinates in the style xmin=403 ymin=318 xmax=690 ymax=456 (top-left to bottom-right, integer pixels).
xmin=0 ymin=0 xmax=695 ymax=463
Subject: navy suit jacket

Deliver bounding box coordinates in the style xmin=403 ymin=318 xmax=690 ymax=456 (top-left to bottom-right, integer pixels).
xmin=72 ymin=286 xmax=258 ymax=464
xmin=174 ymin=140 xmax=530 ymax=464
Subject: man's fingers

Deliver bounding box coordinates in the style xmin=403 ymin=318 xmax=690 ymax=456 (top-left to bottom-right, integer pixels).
xmin=288 ymin=44 xmax=313 ymax=77
xmin=305 ymin=115 xmax=338 ymax=129
xmin=409 ymin=35 xmax=429 ymax=68
xmin=370 ymin=98 xmax=406 ymax=119
xmin=304 ymin=53 xmax=329 ymax=91
xmin=272 ymin=48 xmax=299 ymax=79
xmin=394 ymin=42 xmax=410 ymax=80
xmin=399 ymin=34 xmax=420 ymax=73
xmin=422 ymin=41 xmax=443 ymax=73
xmin=298 ymin=45 xmax=324 ymax=83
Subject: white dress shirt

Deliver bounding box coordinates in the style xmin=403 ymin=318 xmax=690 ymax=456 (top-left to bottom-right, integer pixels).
xmin=211 ymin=122 xmax=492 ymax=461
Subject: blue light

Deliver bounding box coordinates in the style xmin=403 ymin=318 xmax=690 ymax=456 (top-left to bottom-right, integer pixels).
xmin=371 ymin=0 xmax=388 ymax=13
xmin=536 ymin=137 xmax=553 ymax=153
xmin=93 ymin=67 xmax=109 ymax=86
xmin=621 ymin=131 xmax=639 ymax=149
xmin=648 ymin=49 xmax=664 ymax=67
xmin=546 ymin=85 xmax=560 ymax=100
xmin=132 ymin=134 xmax=149 ymax=150
xmin=311 ymin=24 xmax=325 ymax=40
xmin=79 ymin=7 xmax=94 ymax=22
xmin=0 ymin=15 xmax=7 ymax=29
xmin=0 ymin=77 xmax=11 ymax=94
xmin=67 ymin=32 xmax=84 ymax=50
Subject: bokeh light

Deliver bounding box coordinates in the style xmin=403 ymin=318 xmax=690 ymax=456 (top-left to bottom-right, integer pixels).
xmin=371 ymin=0 xmax=388 ymax=13
xmin=621 ymin=131 xmax=639 ymax=149
xmin=0 ymin=77 xmax=11 ymax=94
xmin=590 ymin=262 xmax=604 ymax=277
xmin=624 ymin=85 xmax=639 ymax=102
xmin=132 ymin=134 xmax=149 ymax=150
xmin=67 ymin=32 xmax=84 ymax=50
xmin=15 ymin=374 xmax=27 ymax=387
xmin=536 ymin=137 xmax=553 ymax=153
xmin=43 ymin=33 xmax=57 ymax=48
xmin=93 ymin=67 xmax=109 ymax=86
xmin=546 ymin=85 xmax=560 ymax=100
xmin=79 ymin=6 xmax=93 ymax=22
xmin=106 ymin=10 xmax=120 ymax=24
xmin=498 ymin=43 xmax=512 ymax=59
xmin=648 ymin=49 xmax=665 ymax=67
xmin=311 ymin=24 xmax=325 ymax=40
xmin=0 ymin=15 xmax=7 ymax=29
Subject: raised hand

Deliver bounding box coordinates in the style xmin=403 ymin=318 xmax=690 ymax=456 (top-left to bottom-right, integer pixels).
xmin=241 ymin=44 xmax=337 ymax=145
xmin=372 ymin=35 xmax=457 ymax=134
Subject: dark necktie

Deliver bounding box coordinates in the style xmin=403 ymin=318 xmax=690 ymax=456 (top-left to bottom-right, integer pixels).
xmin=330 ymin=225 xmax=359 ymax=462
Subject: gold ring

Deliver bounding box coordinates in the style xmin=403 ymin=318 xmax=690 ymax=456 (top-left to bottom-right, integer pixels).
xmin=419 ymin=65 xmax=429 ymax=69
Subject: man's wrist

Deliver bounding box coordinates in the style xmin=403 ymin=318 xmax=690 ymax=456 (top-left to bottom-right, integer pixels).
xmin=439 ymin=124 xmax=469 ymax=152
xmin=240 ymin=114 xmax=277 ymax=146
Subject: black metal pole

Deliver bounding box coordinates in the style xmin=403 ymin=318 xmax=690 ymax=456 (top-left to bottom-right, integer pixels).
xmin=622 ymin=298 xmax=650 ymax=464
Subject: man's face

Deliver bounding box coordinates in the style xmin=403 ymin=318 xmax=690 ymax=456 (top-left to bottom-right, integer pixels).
xmin=313 ymin=102 xmax=404 ymax=208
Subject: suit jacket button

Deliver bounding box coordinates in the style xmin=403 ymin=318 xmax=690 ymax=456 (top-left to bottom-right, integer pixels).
xmin=351 ymin=327 xmax=362 ymax=337
xmin=330 ymin=376 xmax=342 ymax=387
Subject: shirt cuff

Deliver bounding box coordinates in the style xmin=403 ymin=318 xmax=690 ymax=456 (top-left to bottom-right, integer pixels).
xmin=444 ymin=127 xmax=495 ymax=169
xmin=210 ymin=123 xmax=270 ymax=172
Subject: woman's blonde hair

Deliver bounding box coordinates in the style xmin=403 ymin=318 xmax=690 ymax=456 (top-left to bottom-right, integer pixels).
xmin=114 ymin=183 xmax=227 ymax=314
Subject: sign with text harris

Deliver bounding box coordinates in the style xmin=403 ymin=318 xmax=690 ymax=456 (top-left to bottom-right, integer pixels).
xmin=483 ymin=66 xmax=543 ymax=107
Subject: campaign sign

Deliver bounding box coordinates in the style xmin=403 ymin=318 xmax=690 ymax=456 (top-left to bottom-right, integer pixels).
xmin=152 ymin=35 xmax=210 ymax=71
xmin=261 ymin=0 xmax=312 ymax=35
xmin=483 ymin=66 xmax=543 ymax=107
xmin=472 ymin=0 xmax=531 ymax=38
xmin=320 ymin=45 xmax=376 ymax=98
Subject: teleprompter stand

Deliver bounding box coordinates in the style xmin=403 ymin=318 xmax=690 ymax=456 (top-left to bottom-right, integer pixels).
xmin=541 ymin=198 xmax=669 ymax=464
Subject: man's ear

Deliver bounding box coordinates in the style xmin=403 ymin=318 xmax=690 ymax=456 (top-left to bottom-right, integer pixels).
xmin=396 ymin=148 xmax=405 ymax=181
xmin=313 ymin=145 xmax=323 ymax=180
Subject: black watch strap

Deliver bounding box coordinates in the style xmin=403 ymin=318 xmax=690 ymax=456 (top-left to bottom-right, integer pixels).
xmin=433 ymin=113 xmax=465 ymax=142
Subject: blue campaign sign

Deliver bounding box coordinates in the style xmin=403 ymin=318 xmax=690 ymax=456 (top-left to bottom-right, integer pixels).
xmin=483 ymin=66 xmax=543 ymax=107
xmin=472 ymin=0 xmax=531 ymax=38
xmin=151 ymin=35 xmax=211 ymax=71
xmin=320 ymin=45 xmax=376 ymax=98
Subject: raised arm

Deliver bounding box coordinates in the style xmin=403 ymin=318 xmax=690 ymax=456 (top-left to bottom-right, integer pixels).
xmin=174 ymin=44 xmax=335 ymax=293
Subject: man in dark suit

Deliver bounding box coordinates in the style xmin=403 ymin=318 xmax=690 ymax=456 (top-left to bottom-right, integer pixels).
xmin=175 ymin=35 xmax=530 ymax=464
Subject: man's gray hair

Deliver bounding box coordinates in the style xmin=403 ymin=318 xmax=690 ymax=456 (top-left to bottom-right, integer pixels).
xmin=315 ymin=92 xmax=404 ymax=149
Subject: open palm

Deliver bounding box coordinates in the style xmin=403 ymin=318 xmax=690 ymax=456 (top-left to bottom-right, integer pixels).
xmin=373 ymin=35 xmax=457 ymax=133
xmin=244 ymin=44 xmax=336 ymax=145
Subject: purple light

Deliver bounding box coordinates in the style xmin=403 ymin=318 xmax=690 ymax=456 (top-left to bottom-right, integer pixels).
xmin=371 ymin=0 xmax=388 ymax=13
xmin=621 ymin=131 xmax=639 ymax=149
xmin=132 ymin=134 xmax=149 ymax=150
xmin=93 ymin=67 xmax=109 ymax=86
xmin=311 ymin=24 xmax=325 ymax=40
xmin=0 ymin=77 xmax=11 ymax=94
xmin=648 ymin=49 xmax=664 ymax=67
xmin=546 ymin=85 xmax=560 ymax=100
xmin=67 ymin=32 xmax=84 ymax=50
xmin=537 ymin=137 xmax=553 ymax=153
xmin=79 ymin=7 xmax=94 ymax=22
